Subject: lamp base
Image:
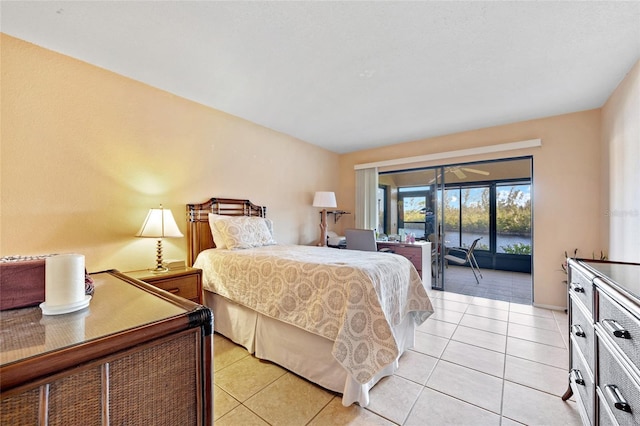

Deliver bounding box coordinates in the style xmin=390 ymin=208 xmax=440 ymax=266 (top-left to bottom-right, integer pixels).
xmin=151 ymin=239 xmax=168 ymax=273
xmin=317 ymin=209 xmax=328 ymax=247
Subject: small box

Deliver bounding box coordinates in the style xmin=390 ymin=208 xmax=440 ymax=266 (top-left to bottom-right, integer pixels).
xmin=0 ymin=257 xmax=47 ymax=310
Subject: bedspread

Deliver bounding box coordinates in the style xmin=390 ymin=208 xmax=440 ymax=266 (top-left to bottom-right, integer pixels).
xmin=194 ymin=245 xmax=434 ymax=383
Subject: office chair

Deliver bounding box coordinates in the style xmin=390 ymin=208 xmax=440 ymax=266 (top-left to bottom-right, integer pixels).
xmin=444 ymin=237 xmax=483 ymax=284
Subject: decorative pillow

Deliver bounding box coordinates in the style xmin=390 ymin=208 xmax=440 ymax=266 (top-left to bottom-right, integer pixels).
xmin=214 ymin=216 xmax=277 ymax=250
xmin=208 ymin=213 xmax=231 ymax=249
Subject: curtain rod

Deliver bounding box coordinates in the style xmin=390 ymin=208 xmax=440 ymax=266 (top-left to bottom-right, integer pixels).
xmin=354 ymin=138 xmax=542 ymax=170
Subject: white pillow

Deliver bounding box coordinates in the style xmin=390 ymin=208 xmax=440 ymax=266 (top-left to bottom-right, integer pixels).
xmin=208 ymin=213 xmax=230 ymax=249
xmin=214 ymin=216 xmax=277 ymax=250
xmin=264 ymin=218 xmax=274 ymax=237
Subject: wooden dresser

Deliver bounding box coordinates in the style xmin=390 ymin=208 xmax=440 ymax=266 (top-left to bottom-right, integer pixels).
xmin=376 ymin=241 xmax=431 ymax=283
xmin=564 ymin=259 xmax=640 ymax=426
xmin=0 ymin=270 xmax=213 ymax=425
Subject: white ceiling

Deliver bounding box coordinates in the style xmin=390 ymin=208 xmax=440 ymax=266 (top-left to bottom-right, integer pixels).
xmin=2 ymin=1 xmax=639 ymax=154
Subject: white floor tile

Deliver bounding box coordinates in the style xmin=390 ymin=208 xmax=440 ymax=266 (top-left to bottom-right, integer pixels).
xmin=504 ymin=355 xmax=570 ymax=397
xmin=507 ymin=322 xmax=567 ymax=348
xmin=452 ymin=325 xmax=508 ymax=353
xmin=471 ymin=297 xmax=511 ymax=311
xmin=366 ymin=375 xmax=423 ymax=425
xmin=417 ymin=317 xmax=458 ymax=339
xmin=215 ymin=405 xmax=270 ymax=426
xmin=460 ymin=313 xmax=508 ymax=335
xmin=501 ymin=381 xmax=582 ymax=425
xmin=395 ymin=349 xmax=438 ymax=385
xmin=506 ymin=336 xmax=569 ymax=369
xmin=510 ymin=303 xmax=555 ymax=318
xmin=244 ymin=373 xmax=333 ymax=426
xmin=441 ymin=340 xmax=505 ymax=378
xmin=431 ymin=298 xmax=469 ymax=313
xmin=309 ymin=397 xmax=394 ymax=426
xmin=429 ymin=308 xmax=465 ymax=324
xmin=405 ymin=387 xmax=501 ymax=426
xmin=426 ymin=360 xmax=504 ymax=414
xmin=440 ymin=291 xmax=476 ymax=303
xmin=413 ymin=330 xmax=450 ymax=358
xmin=465 ymin=304 xmax=510 ymax=321
xmin=509 ymin=311 xmax=560 ymax=331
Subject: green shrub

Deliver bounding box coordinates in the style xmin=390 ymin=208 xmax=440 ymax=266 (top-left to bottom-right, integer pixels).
xmin=501 ymin=243 xmax=532 ymax=255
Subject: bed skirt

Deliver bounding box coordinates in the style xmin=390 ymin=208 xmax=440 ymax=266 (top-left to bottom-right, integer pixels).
xmin=204 ymin=290 xmax=416 ymax=407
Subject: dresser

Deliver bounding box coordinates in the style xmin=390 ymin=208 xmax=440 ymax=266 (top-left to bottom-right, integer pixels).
xmin=0 ymin=270 xmax=213 ymax=425
xmin=376 ymin=241 xmax=431 ymax=283
xmin=563 ymin=259 xmax=640 ymax=426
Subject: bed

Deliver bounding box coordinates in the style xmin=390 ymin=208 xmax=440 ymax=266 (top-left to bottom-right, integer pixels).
xmin=187 ymin=197 xmax=434 ymax=407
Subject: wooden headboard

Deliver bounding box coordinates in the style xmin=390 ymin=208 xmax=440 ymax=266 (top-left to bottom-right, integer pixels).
xmin=186 ymin=198 xmax=266 ymax=265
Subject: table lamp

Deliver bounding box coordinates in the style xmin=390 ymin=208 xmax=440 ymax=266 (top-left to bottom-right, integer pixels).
xmin=136 ymin=205 xmax=183 ymax=272
xmin=313 ymin=191 xmax=337 ymax=247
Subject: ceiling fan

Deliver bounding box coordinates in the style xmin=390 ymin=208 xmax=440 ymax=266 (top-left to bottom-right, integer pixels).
xmin=429 ymin=166 xmax=490 ymax=183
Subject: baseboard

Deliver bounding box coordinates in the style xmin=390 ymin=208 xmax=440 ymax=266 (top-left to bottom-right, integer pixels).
xmin=532 ymin=302 xmax=566 ymax=311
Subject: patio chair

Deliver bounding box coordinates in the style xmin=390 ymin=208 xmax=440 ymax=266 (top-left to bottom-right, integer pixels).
xmin=444 ymin=237 xmax=483 ymax=284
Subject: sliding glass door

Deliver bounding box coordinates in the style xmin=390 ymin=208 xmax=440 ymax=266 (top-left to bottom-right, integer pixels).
xmin=378 ymin=157 xmax=533 ymax=293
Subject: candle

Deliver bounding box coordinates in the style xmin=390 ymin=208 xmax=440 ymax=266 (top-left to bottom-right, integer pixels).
xmin=45 ymin=254 xmax=85 ymax=307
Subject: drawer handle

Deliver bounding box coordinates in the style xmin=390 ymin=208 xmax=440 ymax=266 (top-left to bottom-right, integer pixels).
xmin=570 ymin=369 xmax=585 ymax=386
xmin=604 ymin=384 xmax=632 ymax=413
xmin=166 ymin=288 xmax=180 ymax=294
xmin=602 ymin=319 xmax=631 ymax=339
xmin=571 ymin=324 xmax=586 ymax=338
xmin=569 ymin=283 xmax=585 ymax=293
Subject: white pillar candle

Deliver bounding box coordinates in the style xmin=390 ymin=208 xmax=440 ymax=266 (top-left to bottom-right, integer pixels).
xmin=45 ymin=254 xmax=85 ymax=307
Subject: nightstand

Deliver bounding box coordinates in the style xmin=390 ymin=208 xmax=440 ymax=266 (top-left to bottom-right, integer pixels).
xmin=123 ymin=267 xmax=202 ymax=304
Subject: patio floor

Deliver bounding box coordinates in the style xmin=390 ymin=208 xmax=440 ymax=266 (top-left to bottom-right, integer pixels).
xmin=435 ymin=264 xmax=533 ymax=305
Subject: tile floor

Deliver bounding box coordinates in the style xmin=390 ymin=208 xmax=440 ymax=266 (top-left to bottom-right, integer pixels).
xmin=213 ymin=288 xmax=582 ymax=425
xmin=439 ymin=265 xmax=533 ymax=305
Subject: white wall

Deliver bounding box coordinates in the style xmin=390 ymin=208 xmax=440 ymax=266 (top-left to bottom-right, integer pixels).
xmin=602 ymin=59 xmax=640 ymax=263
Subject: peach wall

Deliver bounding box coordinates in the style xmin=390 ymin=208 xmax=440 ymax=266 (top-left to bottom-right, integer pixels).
xmin=601 ymin=59 xmax=640 ymax=263
xmin=1 ymin=34 xmax=339 ymax=272
xmin=339 ymin=110 xmax=603 ymax=309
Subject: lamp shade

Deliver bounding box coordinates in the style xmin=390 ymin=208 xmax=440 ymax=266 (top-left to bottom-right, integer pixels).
xmin=136 ymin=206 xmax=183 ymax=238
xmin=312 ymin=191 xmax=337 ymax=208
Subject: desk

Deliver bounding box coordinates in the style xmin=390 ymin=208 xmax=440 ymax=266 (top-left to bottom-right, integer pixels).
xmin=376 ymin=241 xmax=431 ymax=283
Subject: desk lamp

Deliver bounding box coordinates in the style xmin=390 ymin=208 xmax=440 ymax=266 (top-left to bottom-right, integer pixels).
xmin=136 ymin=205 xmax=183 ymax=272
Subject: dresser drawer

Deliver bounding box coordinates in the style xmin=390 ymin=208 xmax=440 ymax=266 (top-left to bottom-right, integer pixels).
xmin=597 ymin=337 xmax=640 ymax=426
xmin=597 ymin=387 xmax=619 ymax=426
xmin=569 ymin=263 xmax=595 ymax=316
xmin=389 ymin=246 xmax=422 ymax=270
xmin=151 ymin=275 xmax=199 ymax=301
xmin=570 ymin=294 xmax=595 ymax=375
xmin=570 ymin=347 xmax=595 ymax=426
xmin=597 ymin=289 xmax=640 ymax=372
